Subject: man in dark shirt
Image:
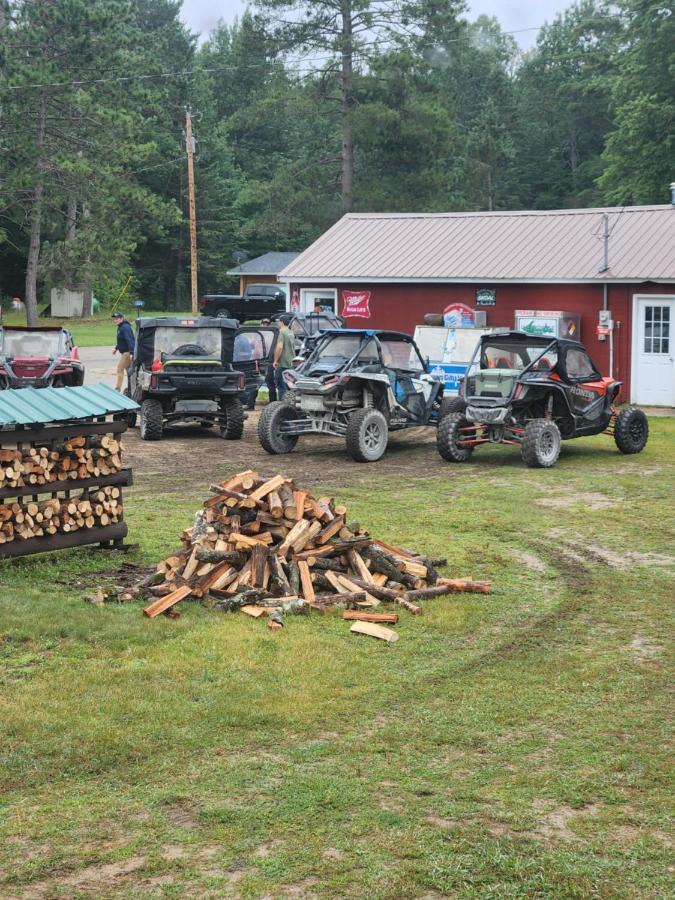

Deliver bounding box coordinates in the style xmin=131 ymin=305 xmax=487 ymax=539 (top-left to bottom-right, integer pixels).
xmin=112 ymin=312 xmax=134 ymax=391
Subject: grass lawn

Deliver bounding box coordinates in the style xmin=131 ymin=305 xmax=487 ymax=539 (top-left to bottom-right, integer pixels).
xmin=1 ymin=310 xmax=195 ymax=348
xmin=0 ymin=420 xmax=673 ymax=897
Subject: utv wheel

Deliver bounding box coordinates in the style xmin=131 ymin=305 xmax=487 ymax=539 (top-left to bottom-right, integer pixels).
xmin=139 ymin=399 xmax=163 ymax=441
xmin=345 ymin=409 xmax=388 ymax=462
xmin=437 ymin=412 xmax=474 ymax=462
xmin=439 ymin=396 xmax=466 ymax=419
xmin=220 ymin=397 xmax=245 ymax=440
xmin=258 ymin=401 xmax=299 ymax=454
xmin=614 ymin=407 xmax=648 ymax=454
xmin=521 ymin=419 xmax=561 ymax=468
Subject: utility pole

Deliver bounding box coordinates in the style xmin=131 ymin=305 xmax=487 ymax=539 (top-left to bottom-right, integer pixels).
xmin=185 ymin=107 xmax=198 ymax=315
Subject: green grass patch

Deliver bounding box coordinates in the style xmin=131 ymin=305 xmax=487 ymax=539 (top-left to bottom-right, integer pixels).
xmin=0 ymin=420 xmax=673 ymax=897
xmin=1 ymin=309 xmax=195 ymax=348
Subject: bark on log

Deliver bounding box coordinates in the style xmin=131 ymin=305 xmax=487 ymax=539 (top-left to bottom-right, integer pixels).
xmin=195 ymin=549 xmax=246 ymax=566
xmin=404 ymin=580 xmax=491 ymax=600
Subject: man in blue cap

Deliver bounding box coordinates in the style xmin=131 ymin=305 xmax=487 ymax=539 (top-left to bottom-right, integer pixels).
xmin=112 ymin=312 xmax=134 ymax=391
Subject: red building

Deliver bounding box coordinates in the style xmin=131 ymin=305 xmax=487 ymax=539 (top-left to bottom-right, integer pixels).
xmin=279 ymin=206 xmax=675 ymax=406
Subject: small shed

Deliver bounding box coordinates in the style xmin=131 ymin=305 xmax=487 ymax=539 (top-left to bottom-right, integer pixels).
xmin=50 ymin=286 xmax=93 ymax=318
xmin=227 ymin=252 xmax=300 ymax=295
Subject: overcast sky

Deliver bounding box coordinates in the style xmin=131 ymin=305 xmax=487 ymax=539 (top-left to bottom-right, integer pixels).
xmin=179 ymin=0 xmax=567 ymax=50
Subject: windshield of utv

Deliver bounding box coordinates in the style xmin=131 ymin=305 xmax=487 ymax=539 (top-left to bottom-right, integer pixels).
xmin=302 ymin=333 xmax=379 ymax=376
xmin=464 ymin=337 xmax=556 ymax=400
xmin=1 ymin=329 xmax=63 ymax=358
xmin=153 ymin=327 xmax=222 ymax=361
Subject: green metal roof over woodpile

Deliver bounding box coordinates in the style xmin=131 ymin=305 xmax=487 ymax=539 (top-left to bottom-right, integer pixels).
xmin=0 ymin=384 xmax=138 ymax=426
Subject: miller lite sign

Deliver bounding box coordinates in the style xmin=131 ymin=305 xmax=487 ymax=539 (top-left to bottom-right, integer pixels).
xmin=342 ymin=290 xmax=371 ymax=319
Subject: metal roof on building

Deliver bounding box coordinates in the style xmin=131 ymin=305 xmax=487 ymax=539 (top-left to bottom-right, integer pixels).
xmin=280 ymin=206 xmax=675 ymax=283
xmin=0 ymin=383 xmax=138 ymax=426
xmin=227 ymin=251 xmax=300 ymax=276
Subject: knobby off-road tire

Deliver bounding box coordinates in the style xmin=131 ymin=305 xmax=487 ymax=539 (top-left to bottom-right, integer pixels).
xmin=139 ymin=399 xmax=163 ymax=441
xmin=437 ymin=412 xmax=474 ymax=462
xmin=345 ymin=408 xmax=389 ymax=462
xmin=521 ymin=419 xmax=561 ymax=468
xmin=439 ymin=396 xmax=466 ymax=419
xmin=614 ymin=407 xmax=649 ymax=454
xmin=258 ymin=401 xmax=299 ymax=454
xmin=220 ymin=397 xmax=245 ymax=440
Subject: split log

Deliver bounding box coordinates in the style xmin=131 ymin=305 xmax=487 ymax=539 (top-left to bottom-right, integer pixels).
xmin=250 ymin=543 xmax=269 ymax=588
xmin=268 ymin=553 xmax=291 ymax=596
xmin=350 ymin=621 xmax=399 ymax=643
xmin=268 ymin=491 xmax=283 ymax=519
xmin=287 ymin=560 xmax=300 ymax=595
xmin=277 ymin=483 xmax=297 ymax=519
xmin=404 ymin=580 xmax=492 ymax=600
xmin=195 ymin=549 xmax=246 ymax=566
xmin=361 ymin=545 xmax=416 ymax=587
xmin=297 ymin=560 xmax=315 ymax=603
xmin=144 ymin=584 xmax=192 ymax=618
xmin=342 ymin=610 xmax=399 ymax=624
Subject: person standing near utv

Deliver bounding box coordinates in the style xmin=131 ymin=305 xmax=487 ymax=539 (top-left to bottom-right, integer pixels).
xmin=112 ymin=312 xmax=134 ymax=391
xmin=261 ymin=318 xmax=277 ymax=402
xmin=273 ymin=314 xmax=295 ymax=399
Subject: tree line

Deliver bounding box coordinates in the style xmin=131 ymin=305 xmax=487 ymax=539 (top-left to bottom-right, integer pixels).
xmin=0 ymin=0 xmax=672 ymax=321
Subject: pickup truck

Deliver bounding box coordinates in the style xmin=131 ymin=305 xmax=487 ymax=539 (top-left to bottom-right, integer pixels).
xmin=200 ymin=283 xmax=287 ymax=322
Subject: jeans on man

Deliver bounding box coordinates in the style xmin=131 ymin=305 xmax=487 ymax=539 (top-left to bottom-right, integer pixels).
xmin=275 ymin=367 xmax=289 ymax=399
xmin=265 ymin=366 xmax=277 ymax=403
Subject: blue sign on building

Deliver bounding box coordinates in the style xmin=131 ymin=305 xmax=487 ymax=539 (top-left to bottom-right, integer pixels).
xmin=428 ymin=363 xmax=468 ymax=393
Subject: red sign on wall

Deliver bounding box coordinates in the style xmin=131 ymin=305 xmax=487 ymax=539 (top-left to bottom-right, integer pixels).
xmin=291 ymin=290 xmax=300 ymax=311
xmin=342 ymin=290 xmax=371 ymax=318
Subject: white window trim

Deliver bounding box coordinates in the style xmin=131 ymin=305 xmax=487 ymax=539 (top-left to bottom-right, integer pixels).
xmin=300 ymin=288 xmax=337 ymax=313
xmin=631 ymin=293 xmax=675 ymax=403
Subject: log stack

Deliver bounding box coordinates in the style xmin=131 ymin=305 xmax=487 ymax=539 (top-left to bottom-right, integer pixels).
xmin=0 ymin=436 xmax=123 ymax=490
xmin=0 ymin=426 xmax=130 ymax=557
xmin=0 ymin=485 xmax=123 ymax=544
xmin=141 ymin=469 xmax=491 ymax=626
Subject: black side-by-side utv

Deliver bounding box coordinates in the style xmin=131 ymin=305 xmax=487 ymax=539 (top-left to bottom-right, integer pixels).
xmin=437 ymin=331 xmax=649 ymax=468
xmin=129 ymin=316 xmax=246 ymax=441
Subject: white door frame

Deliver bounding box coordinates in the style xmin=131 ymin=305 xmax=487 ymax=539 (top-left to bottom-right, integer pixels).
xmin=300 ymin=288 xmax=337 ymax=313
xmin=631 ymin=293 xmax=675 ymax=404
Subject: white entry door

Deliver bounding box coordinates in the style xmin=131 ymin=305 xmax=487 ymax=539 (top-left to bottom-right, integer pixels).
xmin=632 ymin=296 xmax=675 ymax=406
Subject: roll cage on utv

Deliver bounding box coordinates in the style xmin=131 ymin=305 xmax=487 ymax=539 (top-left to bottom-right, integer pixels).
xmin=437 ymin=331 xmax=648 ymax=468
xmin=129 ymin=317 xmax=246 ymax=441
xmin=0 ymin=325 xmax=84 ymax=389
xmin=258 ymin=329 xmax=451 ymax=462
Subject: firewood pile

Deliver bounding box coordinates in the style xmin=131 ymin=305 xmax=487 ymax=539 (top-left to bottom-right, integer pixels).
xmin=0 ymin=435 xmax=124 ymax=544
xmin=139 ymin=470 xmax=491 ymax=637
xmin=0 ymin=436 xmax=123 ymax=489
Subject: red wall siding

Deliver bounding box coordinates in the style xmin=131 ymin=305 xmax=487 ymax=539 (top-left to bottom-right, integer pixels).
xmin=291 ymin=280 xmax=675 ymax=401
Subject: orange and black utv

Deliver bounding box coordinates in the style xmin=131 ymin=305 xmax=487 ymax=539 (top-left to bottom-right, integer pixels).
xmin=437 ymin=331 xmax=648 ymax=468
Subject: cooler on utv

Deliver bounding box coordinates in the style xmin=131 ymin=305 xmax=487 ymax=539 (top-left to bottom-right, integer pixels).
xmin=129 ymin=317 xmax=246 ymax=441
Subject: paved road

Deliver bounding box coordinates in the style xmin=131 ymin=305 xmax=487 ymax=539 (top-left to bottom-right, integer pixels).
xmin=80 ymin=346 xmax=118 ymax=389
